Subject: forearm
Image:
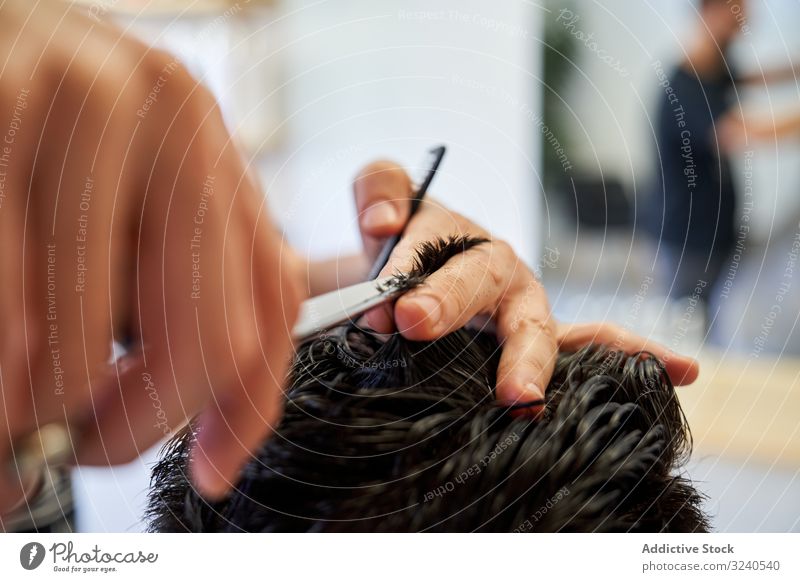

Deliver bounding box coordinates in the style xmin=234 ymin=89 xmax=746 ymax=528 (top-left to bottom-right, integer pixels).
xmin=771 ymin=112 xmax=800 ymax=138
xmin=737 ymin=64 xmax=800 ymax=85
xmin=745 ymin=111 xmax=800 ymax=141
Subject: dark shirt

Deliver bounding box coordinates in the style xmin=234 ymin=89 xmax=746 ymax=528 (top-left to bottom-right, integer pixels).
xmin=649 ymin=64 xmax=737 ymax=256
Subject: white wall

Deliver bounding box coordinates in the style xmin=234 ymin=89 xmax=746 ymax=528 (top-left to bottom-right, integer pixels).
xmin=263 ymin=0 xmax=543 ymax=264
xmin=559 ymin=0 xmax=690 ymax=182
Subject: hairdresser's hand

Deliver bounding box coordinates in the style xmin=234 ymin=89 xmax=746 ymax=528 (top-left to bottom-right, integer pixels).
xmin=718 ymin=109 xmax=800 ymax=150
xmin=717 ymin=111 xmax=754 ymax=150
xmin=0 ymin=0 xmax=303 ymax=511
xmin=354 ymin=161 xmax=699 ymax=406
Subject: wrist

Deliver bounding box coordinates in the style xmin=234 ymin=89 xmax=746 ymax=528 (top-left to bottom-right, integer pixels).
xmin=307 ymin=253 xmax=370 ymax=296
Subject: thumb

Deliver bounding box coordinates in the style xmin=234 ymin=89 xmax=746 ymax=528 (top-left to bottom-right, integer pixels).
xmin=353 ymin=160 xmax=413 ymax=260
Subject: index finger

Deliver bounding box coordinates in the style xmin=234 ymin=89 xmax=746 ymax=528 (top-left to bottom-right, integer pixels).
xmin=556 ymin=322 xmax=700 ymax=386
xmin=494 ymin=277 xmax=557 ymax=410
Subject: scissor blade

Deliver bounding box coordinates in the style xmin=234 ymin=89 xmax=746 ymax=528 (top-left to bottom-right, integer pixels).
xmin=292 ymin=276 xmax=403 ymax=341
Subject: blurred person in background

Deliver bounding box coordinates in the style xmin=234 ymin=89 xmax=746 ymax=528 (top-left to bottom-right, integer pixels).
xmin=647 ymin=0 xmax=799 ymax=303
xmin=646 ymin=0 xmax=746 ymax=301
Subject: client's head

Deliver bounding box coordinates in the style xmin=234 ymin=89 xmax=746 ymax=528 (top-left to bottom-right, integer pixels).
xmin=147 ymin=236 xmax=709 ymax=532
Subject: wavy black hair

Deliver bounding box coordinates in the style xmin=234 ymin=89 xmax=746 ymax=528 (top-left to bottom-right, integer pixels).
xmin=147 ymin=236 xmax=709 ymax=532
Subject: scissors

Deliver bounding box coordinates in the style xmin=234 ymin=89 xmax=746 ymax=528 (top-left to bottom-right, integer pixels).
xmin=3 ymin=145 xmax=446 ymax=510
xmin=292 ymin=144 xmax=446 ymax=342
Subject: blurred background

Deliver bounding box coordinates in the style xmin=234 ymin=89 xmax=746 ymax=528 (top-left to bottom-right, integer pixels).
xmin=71 ymin=0 xmax=799 ymax=532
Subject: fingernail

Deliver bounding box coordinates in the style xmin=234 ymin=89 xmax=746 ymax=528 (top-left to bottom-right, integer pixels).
xmin=502 ymin=382 xmax=544 ymax=405
xmin=524 ymin=382 xmax=545 ymax=400
xmin=361 ymin=204 xmax=398 ymax=230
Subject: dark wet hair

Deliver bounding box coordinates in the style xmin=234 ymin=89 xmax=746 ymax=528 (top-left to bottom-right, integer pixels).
xmin=147 ymin=236 xmax=708 ymax=532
